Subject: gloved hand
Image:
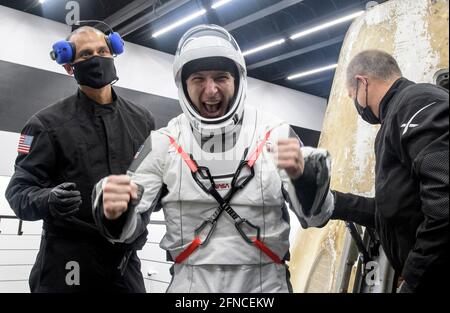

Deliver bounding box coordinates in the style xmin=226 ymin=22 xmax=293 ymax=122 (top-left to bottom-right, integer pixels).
xmin=293 ymin=147 xmax=333 ymax=228
xmin=303 ymin=147 xmax=330 ymax=186
xmin=48 ymin=182 xmax=82 ymax=218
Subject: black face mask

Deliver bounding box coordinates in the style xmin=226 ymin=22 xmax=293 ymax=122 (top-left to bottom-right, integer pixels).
xmin=354 ymin=79 xmax=381 ymax=125
xmin=72 ymin=56 xmax=118 ymax=89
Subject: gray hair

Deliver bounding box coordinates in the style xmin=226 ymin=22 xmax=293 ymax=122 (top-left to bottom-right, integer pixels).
xmin=346 ymin=49 xmax=402 ymax=89
xmin=66 ymin=26 xmax=105 ymax=42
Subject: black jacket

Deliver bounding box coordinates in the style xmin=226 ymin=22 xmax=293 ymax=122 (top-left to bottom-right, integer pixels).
xmin=5 ymin=88 xmax=154 ymax=248
xmin=332 ymin=78 xmax=449 ymax=291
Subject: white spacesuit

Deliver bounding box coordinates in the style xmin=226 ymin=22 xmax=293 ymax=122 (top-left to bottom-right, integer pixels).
xmin=92 ymin=24 xmax=334 ymax=293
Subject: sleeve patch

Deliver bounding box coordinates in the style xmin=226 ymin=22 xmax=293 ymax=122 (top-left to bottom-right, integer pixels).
xmin=17 ymin=134 xmax=34 ymax=154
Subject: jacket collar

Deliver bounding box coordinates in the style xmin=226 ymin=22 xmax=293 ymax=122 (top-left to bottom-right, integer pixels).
xmin=77 ymin=87 xmax=118 ymax=115
xmin=379 ymin=77 xmax=415 ymax=123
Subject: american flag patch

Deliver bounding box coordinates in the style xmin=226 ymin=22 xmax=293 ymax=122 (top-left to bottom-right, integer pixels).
xmin=18 ymin=134 xmax=34 ymax=154
xmin=134 ymin=144 xmax=144 ymax=159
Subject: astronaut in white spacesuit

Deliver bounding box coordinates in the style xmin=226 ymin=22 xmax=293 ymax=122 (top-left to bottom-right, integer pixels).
xmin=92 ymin=24 xmax=334 ymax=293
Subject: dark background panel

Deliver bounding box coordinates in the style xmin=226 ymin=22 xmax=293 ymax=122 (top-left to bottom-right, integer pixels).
xmin=0 ymin=60 xmax=320 ymax=147
xmin=0 ymin=60 xmax=181 ymax=132
xmin=114 ymin=87 xmax=181 ymax=129
xmin=291 ymin=125 xmax=321 ymax=148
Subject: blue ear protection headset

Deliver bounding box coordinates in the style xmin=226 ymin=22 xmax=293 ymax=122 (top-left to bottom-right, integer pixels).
xmin=49 ymin=20 xmax=124 ymax=65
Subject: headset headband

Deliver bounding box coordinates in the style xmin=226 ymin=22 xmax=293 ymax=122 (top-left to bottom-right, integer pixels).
xmin=50 ymin=20 xmax=124 ymax=65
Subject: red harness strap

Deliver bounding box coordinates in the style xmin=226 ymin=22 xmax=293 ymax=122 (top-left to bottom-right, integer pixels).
xmin=168 ymin=136 xmax=198 ymax=173
xmin=175 ymin=237 xmax=202 ymax=264
xmin=167 ymin=131 xmax=283 ymax=265
xmin=252 ymin=238 xmax=283 ymax=264
xmin=247 ymin=130 xmax=271 ymax=167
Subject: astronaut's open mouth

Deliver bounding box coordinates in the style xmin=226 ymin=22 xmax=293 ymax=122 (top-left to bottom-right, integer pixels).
xmin=202 ymin=101 xmax=222 ymax=115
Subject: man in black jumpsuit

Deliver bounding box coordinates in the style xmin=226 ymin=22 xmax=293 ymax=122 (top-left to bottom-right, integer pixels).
xmin=329 ymin=50 xmax=448 ymax=293
xmin=5 ymin=26 xmax=154 ymax=292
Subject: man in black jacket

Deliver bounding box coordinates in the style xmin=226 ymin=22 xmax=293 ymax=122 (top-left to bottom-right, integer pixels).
xmin=5 ymin=26 xmax=154 ymax=292
xmin=330 ymin=50 xmax=448 ymax=293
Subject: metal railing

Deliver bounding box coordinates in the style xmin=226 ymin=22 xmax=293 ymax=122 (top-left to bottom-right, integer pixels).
xmin=0 ymin=215 xmax=23 ymax=235
xmin=0 ymin=214 xmax=171 ymax=290
xmin=0 ymin=214 xmax=165 ymax=236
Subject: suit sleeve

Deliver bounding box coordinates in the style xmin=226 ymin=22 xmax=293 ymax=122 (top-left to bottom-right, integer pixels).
xmin=92 ymin=131 xmax=167 ymax=244
xmin=330 ymin=191 xmax=376 ymax=229
xmin=5 ymin=116 xmax=56 ymax=221
xmin=147 ymin=110 xmax=156 ymax=132
xmin=396 ymin=91 xmax=449 ymax=290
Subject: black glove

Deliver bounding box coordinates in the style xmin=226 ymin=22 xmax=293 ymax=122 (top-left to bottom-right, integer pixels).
xmin=295 ymin=151 xmax=329 ymax=186
xmin=293 ymin=150 xmax=330 ymax=216
xmin=48 ymin=182 xmax=82 ymax=218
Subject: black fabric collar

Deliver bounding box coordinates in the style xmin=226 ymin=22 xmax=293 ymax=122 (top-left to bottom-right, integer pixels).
xmin=77 ymin=87 xmax=118 ymax=115
xmin=379 ymin=77 xmax=415 ymax=123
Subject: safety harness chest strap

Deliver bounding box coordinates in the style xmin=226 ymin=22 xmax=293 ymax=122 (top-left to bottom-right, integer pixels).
xmin=164 ymin=130 xmax=283 ymax=265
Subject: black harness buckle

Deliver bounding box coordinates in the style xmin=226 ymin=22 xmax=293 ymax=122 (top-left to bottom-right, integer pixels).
xmin=235 ymin=218 xmax=261 ymax=244
xmin=190 ymin=152 xmax=260 ymax=246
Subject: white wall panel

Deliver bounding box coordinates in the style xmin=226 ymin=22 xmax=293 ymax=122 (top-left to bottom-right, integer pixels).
xmin=0 ymin=281 xmax=29 ymax=293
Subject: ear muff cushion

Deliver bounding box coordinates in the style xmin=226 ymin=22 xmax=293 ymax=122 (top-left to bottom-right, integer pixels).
xmin=107 ymin=32 xmax=124 ymax=55
xmin=51 ymin=40 xmax=76 ymax=65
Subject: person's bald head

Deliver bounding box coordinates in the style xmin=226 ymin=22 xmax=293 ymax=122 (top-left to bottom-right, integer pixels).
xmin=66 ymin=26 xmax=105 ymax=42
xmin=62 ymin=26 xmax=113 ymax=73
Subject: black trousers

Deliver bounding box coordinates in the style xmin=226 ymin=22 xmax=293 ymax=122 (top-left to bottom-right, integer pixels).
xmin=29 ymin=234 xmax=146 ymax=293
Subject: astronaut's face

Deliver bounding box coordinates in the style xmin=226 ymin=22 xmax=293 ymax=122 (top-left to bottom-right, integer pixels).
xmin=186 ymin=70 xmax=235 ymax=119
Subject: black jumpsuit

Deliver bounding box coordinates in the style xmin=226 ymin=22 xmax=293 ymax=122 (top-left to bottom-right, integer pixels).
xmin=5 ymin=89 xmax=155 ymax=292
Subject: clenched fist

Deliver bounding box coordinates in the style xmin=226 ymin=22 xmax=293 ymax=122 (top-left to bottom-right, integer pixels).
xmin=103 ymin=175 xmax=138 ymax=220
xmin=273 ymin=139 xmax=305 ymax=180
